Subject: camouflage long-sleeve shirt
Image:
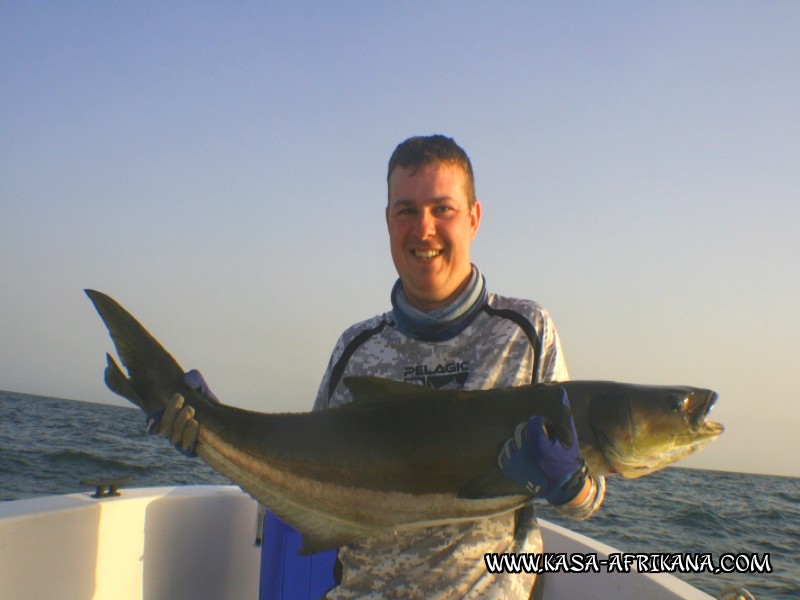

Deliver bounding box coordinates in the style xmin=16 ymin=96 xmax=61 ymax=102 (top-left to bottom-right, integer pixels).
xmin=314 ymin=293 xmax=570 ymax=599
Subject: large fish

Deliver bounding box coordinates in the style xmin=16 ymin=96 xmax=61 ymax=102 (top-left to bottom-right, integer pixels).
xmin=86 ymin=290 xmax=723 ymax=553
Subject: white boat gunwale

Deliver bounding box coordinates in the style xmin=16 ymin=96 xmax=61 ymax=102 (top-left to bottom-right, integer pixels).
xmin=0 ymin=485 xmax=713 ymax=599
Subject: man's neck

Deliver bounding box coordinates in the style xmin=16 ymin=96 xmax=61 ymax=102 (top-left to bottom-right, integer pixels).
xmin=390 ymin=266 xmax=487 ymax=342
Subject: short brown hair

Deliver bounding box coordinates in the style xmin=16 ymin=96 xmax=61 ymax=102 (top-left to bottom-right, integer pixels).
xmin=387 ymin=135 xmax=476 ymax=207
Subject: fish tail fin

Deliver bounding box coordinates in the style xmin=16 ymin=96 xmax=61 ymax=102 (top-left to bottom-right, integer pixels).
xmin=103 ymin=352 xmax=146 ymax=408
xmin=86 ymin=289 xmax=185 ymax=414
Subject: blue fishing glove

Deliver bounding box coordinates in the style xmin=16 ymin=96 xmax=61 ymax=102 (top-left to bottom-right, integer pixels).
xmin=498 ymin=387 xmax=588 ymax=506
xmin=183 ymin=369 xmax=221 ymax=404
xmin=145 ymin=370 xmax=217 ymax=457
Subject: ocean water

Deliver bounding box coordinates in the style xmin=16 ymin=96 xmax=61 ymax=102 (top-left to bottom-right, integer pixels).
xmin=1 ymin=390 xmax=797 ymax=599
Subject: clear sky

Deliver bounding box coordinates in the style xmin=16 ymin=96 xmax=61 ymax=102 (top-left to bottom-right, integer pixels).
xmin=2 ymin=3 xmax=798 ymax=477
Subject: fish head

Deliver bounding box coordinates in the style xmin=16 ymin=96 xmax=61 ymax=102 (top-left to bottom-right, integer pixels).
xmin=588 ymin=384 xmax=724 ymax=479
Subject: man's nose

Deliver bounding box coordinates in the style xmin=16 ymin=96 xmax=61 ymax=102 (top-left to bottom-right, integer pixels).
xmin=414 ymin=209 xmax=436 ymax=238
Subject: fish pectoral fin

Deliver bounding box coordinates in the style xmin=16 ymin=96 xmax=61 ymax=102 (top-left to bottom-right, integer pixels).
xmin=299 ymin=528 xmax=360 ymax=556
xmin=457 ymin=467 xmax=530 ymax=500
xmin=288 ymin=513 xmax=372 ymax=555
xmin=248 ymin=487 xmax=375 ymax=554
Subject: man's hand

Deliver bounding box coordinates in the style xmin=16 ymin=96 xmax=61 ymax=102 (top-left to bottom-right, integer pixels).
xmin=498 ymin=387 xmax=588 ymax=506
xmin=146 ymin=394 xmax=199 ymax=456
xmin=145 ymin=370 xmax=217 ymax=457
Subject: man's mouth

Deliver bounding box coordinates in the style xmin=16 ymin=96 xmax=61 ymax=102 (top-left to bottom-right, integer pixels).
xmin=413 ymin=249 xmax=443 ymax=259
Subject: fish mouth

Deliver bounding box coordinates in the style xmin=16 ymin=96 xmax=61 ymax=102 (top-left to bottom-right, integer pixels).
xmin=599 ymin=389 xmax=724 ymax=478
xmin=692 ymin=391 xmax=724 ymax=437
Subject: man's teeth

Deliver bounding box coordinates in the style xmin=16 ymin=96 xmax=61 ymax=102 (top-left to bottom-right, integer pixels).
xmin=414 ymin=249 xmax=442 ymax=259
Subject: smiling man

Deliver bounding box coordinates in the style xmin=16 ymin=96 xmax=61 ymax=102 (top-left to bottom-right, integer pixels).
xmin=311 ymin=135 xmax=605 ymax=598
xmin=386 ymin=157 xmax=481 ymax=311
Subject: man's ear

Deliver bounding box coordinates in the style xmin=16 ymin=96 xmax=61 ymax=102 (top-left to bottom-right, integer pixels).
xmin=470 ymin=200 xmax=482 ymax=238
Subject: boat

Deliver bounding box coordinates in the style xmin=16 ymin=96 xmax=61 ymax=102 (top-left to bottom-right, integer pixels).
xmin=0 ymin=484 xmax=715 ymax=599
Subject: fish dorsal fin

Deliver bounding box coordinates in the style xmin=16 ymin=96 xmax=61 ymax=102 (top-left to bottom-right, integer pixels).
xmin=343 ymin=376 xmax=446 ymax=408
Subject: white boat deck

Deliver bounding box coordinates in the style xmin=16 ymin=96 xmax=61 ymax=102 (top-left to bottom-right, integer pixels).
xmin=0 ymin=485 xmax=713 ymax=599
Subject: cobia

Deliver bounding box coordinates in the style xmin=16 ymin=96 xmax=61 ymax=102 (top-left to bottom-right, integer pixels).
xmin=86 ymin=290 xmax=723 ymax=553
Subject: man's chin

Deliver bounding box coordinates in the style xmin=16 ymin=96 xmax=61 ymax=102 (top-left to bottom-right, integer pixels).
xmin=401 ymin=281 xmax=456 ymax=311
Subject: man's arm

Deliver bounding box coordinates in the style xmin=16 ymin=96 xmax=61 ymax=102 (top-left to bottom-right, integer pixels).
xmin=553 ymin=473 xmax=605 ymax=520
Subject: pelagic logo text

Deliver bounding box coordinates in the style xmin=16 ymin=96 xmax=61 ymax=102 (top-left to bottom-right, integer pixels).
xmin=404 ymin=362 xmax=470 ymax=388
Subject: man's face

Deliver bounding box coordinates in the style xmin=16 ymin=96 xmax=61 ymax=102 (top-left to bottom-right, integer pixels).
xmin=386 ymin=162 xmax=481 ymax=311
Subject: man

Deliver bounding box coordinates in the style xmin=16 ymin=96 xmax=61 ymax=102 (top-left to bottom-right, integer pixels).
xmin=311 ymin=135 xmax=603 ymax=598
xmin=156 ymin=135 xmax=604 ymax=598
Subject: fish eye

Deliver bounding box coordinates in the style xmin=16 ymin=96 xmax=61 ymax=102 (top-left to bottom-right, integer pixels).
xmin=670 ymin=396 xmax=688 ymax=413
